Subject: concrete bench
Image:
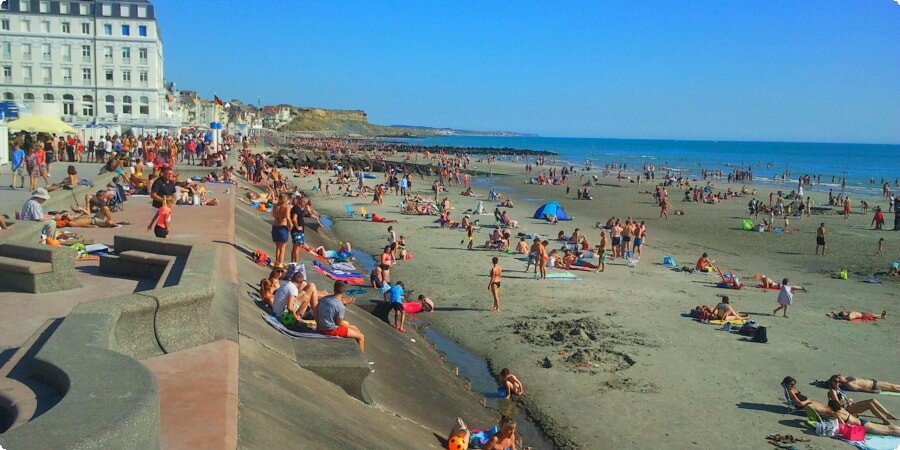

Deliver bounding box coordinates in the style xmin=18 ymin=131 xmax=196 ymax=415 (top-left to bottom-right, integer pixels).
xmin=0 ymin=244 xmax=81 ymax=293
xmin=100 ymin=250 xmax=176 ymax=285
xmin=292 ymin=338 xmax=373 ymax=403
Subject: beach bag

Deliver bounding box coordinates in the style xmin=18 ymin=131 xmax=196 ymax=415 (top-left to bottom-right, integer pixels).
xmin=738 ymin=321 xmax=759 ymax=336
xmin=838 ymin=423 xmax=866 ymax=441
xmin=838 ymin=269 xmax=848 ymax=280
xmin=815 ymin=419 xmax=839 ymax=437
xmin=752 ymin=326 xmax=768 ymax=343
xmin=662 ymin=256 xmax=676 ymax=267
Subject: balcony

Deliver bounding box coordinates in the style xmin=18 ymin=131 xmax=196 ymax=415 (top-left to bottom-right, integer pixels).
xmin=63 ymin=55 xmax=71 ymax=62
xmin=43 ymin=53 xmax=51 ymax=61
xmin=138 ymin=58 xmax=148 ymax=66
xmin=23 ymin=53 xmax=32 ymax=61
xmin=82 ymin=56 xmax=91 ymax=63
xmin=43 ymin=77 xmax=52 ymax=84
xmin=82 ymin=79 xmax=92 ymax=86
xmin=3 ymin=76 xmax=11 ymax=84
xmin=63 ymin=78 xmax=73 ymax=85
xmin=105 ymin=56 xmax=113 ymax=63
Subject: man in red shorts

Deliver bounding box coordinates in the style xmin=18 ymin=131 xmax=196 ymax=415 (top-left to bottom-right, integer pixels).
xmin=315 ymin=281 xmax=365 ymax=352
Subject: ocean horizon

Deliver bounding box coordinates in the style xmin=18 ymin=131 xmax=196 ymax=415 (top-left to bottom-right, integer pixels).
xmin=398 ymin=135 xmax=900 ymax=198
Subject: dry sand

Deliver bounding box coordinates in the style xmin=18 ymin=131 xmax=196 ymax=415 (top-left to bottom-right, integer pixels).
xmin=280 ymin=152 xmax=898 ymax=449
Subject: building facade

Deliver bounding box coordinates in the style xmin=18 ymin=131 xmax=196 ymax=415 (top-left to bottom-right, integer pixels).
xmin=0 ymin=0 xmax=179 ymax=126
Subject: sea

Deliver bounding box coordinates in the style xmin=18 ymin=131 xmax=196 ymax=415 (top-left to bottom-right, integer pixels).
xmin=398 ymin=136 xmax=900 ymax=198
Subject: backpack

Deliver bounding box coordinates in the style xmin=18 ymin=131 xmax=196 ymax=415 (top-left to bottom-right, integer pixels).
xmin=738 ymin=321 xmax=759 ymax=336
xmin=252 ymin=249 xmax=270 ymax=267
xmin=752 ymin=326 xmax=768 ymax=343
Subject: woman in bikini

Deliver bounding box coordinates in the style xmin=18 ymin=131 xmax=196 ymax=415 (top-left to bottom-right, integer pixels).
xmin=489 ymin=256 xmax=502 ymax=312
xmin=833 ymin=375 xmax=900 ymax=394
xmin=830 ymin=400 xmax=900 ymax=437
xmin=712 ymin=296 xmax=750 ymax=321
xmin=827 ymin=375 xmax=896 ymax=424
xmin=782 ymin=376 xmax=831 ymax=416
xmin=380 ymin=246 xmax=394 ymax=284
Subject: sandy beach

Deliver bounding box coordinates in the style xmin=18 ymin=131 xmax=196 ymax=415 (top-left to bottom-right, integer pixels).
xmin=290 ymin=150 xmax=899 ymax=449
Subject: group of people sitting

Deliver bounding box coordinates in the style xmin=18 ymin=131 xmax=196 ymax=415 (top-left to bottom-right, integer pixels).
xmin=783 ymin=375 xmax=900 ymax=437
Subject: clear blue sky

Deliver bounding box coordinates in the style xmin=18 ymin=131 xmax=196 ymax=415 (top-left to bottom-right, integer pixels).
xmin=156 ymin=0 xmax=900 ymax=143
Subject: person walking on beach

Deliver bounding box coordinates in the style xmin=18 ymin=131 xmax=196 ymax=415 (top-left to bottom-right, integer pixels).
xmin=773 ymin=278 xmax=807 ymax=318
xmin=659 ymin=196 xmax=669 ymax=220
xmin=816 ymin=223 xmax=827 ymax=256
xmin=875 ymin=238 xmax=885 ymax=256
xmin=489 ymin=256 xmax=502 ymax=312
xmin=146 ymin=196 xmax=172 ymax=238
xmin=271 ymin=194 xmax=291 ymax=268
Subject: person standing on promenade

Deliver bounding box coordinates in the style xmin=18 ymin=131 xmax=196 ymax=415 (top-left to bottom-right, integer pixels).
xmin=489 ymin=256 xmax=502 ymax=312
xmin=773 ymin=278 xmax=807 ymax=318
xmin=816 ymin=223 xmax=827 ymax=255
xmin=271 ymin=194 xmax=291 ymax=268
xmin=316 ymin=281 xmax=365 ymax=351
xmin=150 ymin=166 xmax=178 ymax=210
xmin=9 ymin=143 xmax=26 ymax=190
xmin=289 ymin=195 xmax=305 ymax=264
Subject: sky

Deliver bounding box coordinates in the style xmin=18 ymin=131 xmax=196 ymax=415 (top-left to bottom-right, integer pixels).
xmin=156 ymin=0 xmax=900 ymax=144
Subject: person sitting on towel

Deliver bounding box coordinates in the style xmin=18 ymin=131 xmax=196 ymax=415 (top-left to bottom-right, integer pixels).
xmin=259 ymin=268 xmax=286 ymax=309
xmin=316 ymin=281 xmax=366 ymax=352
xmin=711 ymin=296 xmax=749 ymax=321
xmin=695 ymin=252 xmax=715 ymax=272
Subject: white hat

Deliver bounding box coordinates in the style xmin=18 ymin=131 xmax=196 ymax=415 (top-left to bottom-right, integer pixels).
xmin=31 ymin=187 xmax=51 ymax=200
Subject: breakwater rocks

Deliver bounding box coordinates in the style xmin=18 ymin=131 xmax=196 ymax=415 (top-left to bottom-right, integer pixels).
xmin=357 ymin=142 xmax=557 ymax=157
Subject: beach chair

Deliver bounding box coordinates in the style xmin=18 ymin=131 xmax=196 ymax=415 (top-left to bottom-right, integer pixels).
xmin=344 ymin=204 xmax=358 ymax=218
xmin=109 ymin=182 xmax=128 ymax=212
xmin=803 ymin=406 xmax=823 ymax=428
xmin=781 ymin=383 xmax=808 ymax=415
xmin=360 ymin=207 xmax=370 ymax=219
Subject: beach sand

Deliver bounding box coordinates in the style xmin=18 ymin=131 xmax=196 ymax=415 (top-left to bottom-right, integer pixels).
xmin=293 ymin=153 xmax=899 ymax=449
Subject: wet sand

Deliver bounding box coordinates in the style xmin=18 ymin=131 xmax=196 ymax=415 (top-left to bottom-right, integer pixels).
xmin=281 ymin=152 xmax=898 ymax=449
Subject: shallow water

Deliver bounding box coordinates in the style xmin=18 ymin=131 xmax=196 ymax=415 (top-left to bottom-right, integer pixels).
xmin=423 ymin=329 xmax=555 ymax=450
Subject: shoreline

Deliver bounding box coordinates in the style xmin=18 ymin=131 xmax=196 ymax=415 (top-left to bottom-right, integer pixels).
xmin=294 ymin=148 xmax=897 ymax=449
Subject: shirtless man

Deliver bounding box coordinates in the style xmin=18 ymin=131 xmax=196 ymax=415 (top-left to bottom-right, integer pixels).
xmin=482 ymin=417 xmax=518 ymax=450
xmin=816 ymin=222 xmax=826 ymax=255
xmin=489 ymin=256 xmax=502 ymax=312
xmin=595 ymin=231 xmax=609 ymax=273
xmin=535 ymin=239 xmax=548 ymax=279
xmin=833 ymin=375 xmax=900 ymax=394
xmin=271 ymin=194 xmax=292 ymax=268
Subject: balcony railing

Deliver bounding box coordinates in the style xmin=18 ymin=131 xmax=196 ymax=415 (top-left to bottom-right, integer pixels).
xmin=63 ymin=78 xmax=72 ymax=85
xmin=42 ymin=77 xmax=51 ymax=84
xmin=62 ymin=55 xmax=71 ymax=62
xmin=43 ymin=53 xmax=51 ymax=61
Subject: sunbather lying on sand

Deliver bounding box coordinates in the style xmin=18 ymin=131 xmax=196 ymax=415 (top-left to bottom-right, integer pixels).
xmin=827 ymin=375 xmax=896 ymax=424
xmin=826 ymin=310 xmax=887 ymax=321
xmin=829 ymin=400 xmax=900 ymax=436
xmin=562 ymin=250 xmax=598 ymax=269
xmin=712 ymin=296 xmax=749 ymax=321
xmin=782 ymin=376 xmax=832 ymax=417
xmin=832 ymin=375 xmax=900 ymax=393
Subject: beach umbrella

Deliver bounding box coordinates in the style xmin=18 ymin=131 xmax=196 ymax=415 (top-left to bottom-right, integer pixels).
xmin=5 ymin=115 xmax=77 ymax=134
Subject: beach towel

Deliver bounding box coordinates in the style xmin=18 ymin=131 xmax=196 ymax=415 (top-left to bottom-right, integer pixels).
xmin=332 ymin=262 xmax=357 ymax=272
xmin=312 ymin=261 xmax=366 ymax=285
xmin=708 ymin=319 xmax=747 ymax=326
xmin=756 ymin=284 xmax=781 ymax=291
xmin=545 ymin=271 xmax=580 ymax=280
xmin=261 ymin=313 xmax=337 ymax=339
xmin=862 ymin=279 xmax=882 ymax=284
xmin=837 ymin=434 xmax=900 ymax=450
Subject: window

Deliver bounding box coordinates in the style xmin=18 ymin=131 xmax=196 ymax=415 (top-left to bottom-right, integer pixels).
xmin=1 ymin=42 xmax=10 ymax=59
xmin=62 ymin=22 xmax=70 ymax=33
xmin=105 ymin=95 xmax=115 ymax=114
xmin=121 ymin=4 xmax=130 ymax=16
xmin=23 ymin=93 xmax=35 ymax=104
xmin=103 ymin=24 xmax=112 ymax=35
xmin=105 ymin=69 xmax=113 ymax=82
xmin=139 ymin=71 xmax=148 ymax=83
xmin=139 ymin=25 xmax=147 ymax=37
xmin=43 ymin=93 xmax=54 ymax=103
xmin=81 ymin=45 xmax=91 ymax=61
xmin=22 ymin=43 xmax=31 ymax=60
xmin=137 ymin=6 xmax=148 ymax=18
xmin=82 ymin=68 xmax=92 ymax=84
xmin=21 ymin=20 xmax=30 ymax=32
xmin=138 ymin=48 xmax=147 ymax=62
xmin=61 ymin=45 xmax=71 ymax=62
xmin=79 ymin=3 xmax=89 ymax=15
xmin=41 ymin=21 xmax=50 ymax=33
xmin=122 ymin=70 xmax=131 ymax=83
xmin=81 ymin=23 xmax=90 ymax=34
xmin=101 ymin=4 xmax=112 ymax=16
xmin=139 ymin=96 xmax=149 ymax=115
xmin=60 ymin=3 xmax=69 ymax=14
xmin=41 ymin=43 xmax=51 ymax=60
xmin=19 ymin=1 xmax=29 ymax=12
xmin=121 ymin=25 xmax=130 ymax=36
xmin=122 ymin=95 xmax=132 ymax=114
xmin=22 ymin=66 xmax=32 ymax=84
xmin=122 ymin=47 xmax=131 ymax=62
xmin=1 ymin=20 xmax=9 ymax=31
xmin=82 ymin=95 xmax=94 ymax=116
xmin=63 ymin=94 xmax=75 ymax=115
xmin=2 ymin=92 xmax=14 ymax=101
xmin=62 ymin=67 xmax=72 ymax=84
xmin=2 ymin=66 xmax=11 ymax=82
xmin=103 ymin=46 xmax=113 ymax=62
xmin=41 ymin=66 xmax=51 ymax=84
xmin=40 ymin=2 xmax=50 ymax=13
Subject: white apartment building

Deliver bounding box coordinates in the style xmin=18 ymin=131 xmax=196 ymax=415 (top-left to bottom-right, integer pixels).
xmin=0 ymin=0 xmax=179 ymax=127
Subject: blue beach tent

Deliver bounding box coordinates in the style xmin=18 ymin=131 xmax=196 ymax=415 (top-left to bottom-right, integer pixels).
xmin=532 ymin=201 xmax=572 ymax=221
